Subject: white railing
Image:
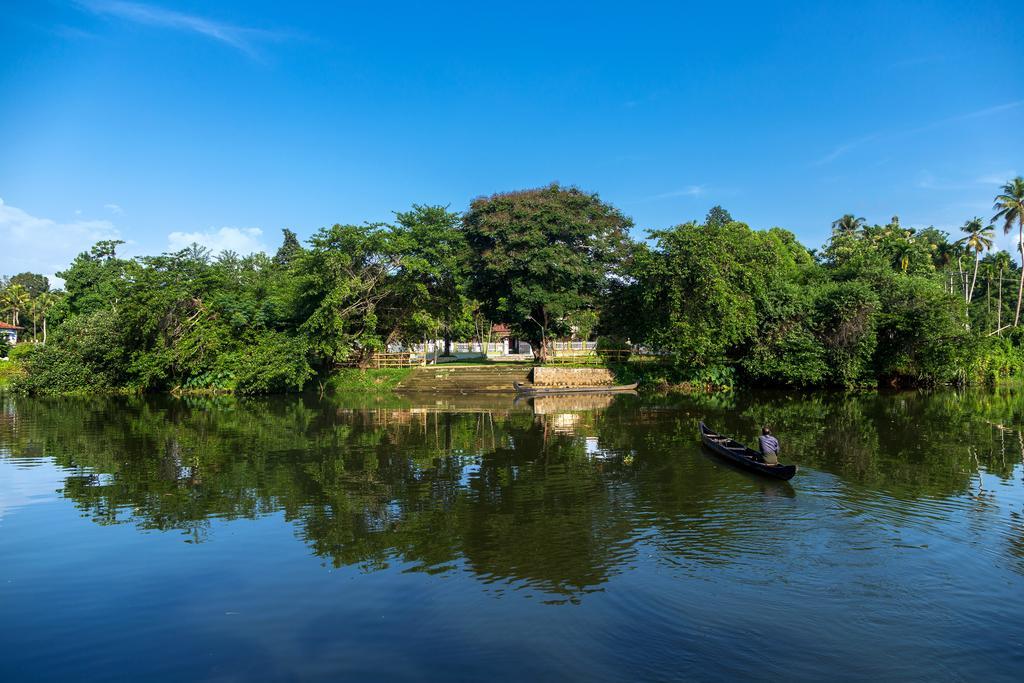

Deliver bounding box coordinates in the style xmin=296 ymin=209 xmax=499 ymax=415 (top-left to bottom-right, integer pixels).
xmin=396 ymin=340 xmax=509 ymax=355
xmin=551 ymin=341 xmax=597 ymax=351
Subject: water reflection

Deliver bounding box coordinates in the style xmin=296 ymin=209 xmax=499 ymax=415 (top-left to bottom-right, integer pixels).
xmin=2 ymin=387 xmax=1023 ymax=596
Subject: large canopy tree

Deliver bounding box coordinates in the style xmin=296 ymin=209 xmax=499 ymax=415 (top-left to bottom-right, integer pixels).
xmin=391 ymin=205 xmax=472 ymax=355
xmin=296 ymin=223 xmax=403 ymax=368
xmin=463 ymin=184 xmax=632 ymax=361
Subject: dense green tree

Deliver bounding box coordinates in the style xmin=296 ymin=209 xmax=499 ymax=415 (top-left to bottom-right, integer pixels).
xmin=273 ymin=228 xmax=304 ymax=268
xmin=703 ymin=205 xmax=733 ymax=228
xmin=625 ymin=221 xmax=814 ymax=379
xmin=9 ymin=272 xmax=49 ymax=297
xmin=464 ymin=184 xmax=632 ymax=360
xmin=58 ymin=240 xmax=128 ymax=317
xmin=295 ymin=223 xmax=402 ymax=368
xmin=392 ymin=205 xmax=472 ymax=355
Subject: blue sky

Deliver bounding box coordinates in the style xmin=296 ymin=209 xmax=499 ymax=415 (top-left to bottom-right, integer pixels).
xmin=1 ymin=0 xmax=1022 ymax=278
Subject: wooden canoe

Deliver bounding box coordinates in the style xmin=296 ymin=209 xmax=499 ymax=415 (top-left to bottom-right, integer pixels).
xmin=513 ymin=381 xmax=638 ymax=396
xmin=698 ymin=422 xmax=797 ymax=481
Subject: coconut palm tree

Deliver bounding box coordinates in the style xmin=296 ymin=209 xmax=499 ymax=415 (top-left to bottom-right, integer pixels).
xmin=933 ymin=242 xmax=957 ymax=292
xmin=993 ymin=176 xmax=1024 ymax=326
xmin=35 ymin=291 xmax=58 ymax=344
xmin=955 ymin=217 xmax=994 ymax=303
xmin=831 ymin=214 xmax=867 ymax=234
xmin=891 ymin=238 xmax=915 ymax=274
xmin=2 ymin=283 xmax=28 ymax=327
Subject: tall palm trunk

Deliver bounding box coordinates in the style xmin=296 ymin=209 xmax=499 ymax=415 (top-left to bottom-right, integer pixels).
xmin=1016 ymin=219 xmax=1024 ymax=326
xmin=986 ymin=271 xmax=991 ymax=318
xmin=998 ymin=267 xmax=1004 ymax=333
xmin=969 ymin=252 xmax=981 ymax=302
xmin=957 ymin=255 xmax=965 ymax=299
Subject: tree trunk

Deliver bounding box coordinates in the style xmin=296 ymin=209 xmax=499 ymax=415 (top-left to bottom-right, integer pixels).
xmin=969 ymin=253 xmax=980 ymax=303
xmin=42 ymin=316 xmax=47 ymax=345
xmin=998 ymin=267 xmax=1003 ymax=333
xmin=987 ymin=271 xmax=991 ymax=319
xmin=1016 ymin=220 xmax=1024 ymax=327
xmin=957 ymin=256 xmax=966 ymax=300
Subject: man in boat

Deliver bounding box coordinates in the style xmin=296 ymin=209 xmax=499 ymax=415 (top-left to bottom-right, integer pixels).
xmin=758 ymin=426 xmax=780 ymax=465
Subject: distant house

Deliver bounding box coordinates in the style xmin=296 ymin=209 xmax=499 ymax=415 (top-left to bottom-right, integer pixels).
xmin=0 ymin=322 xmax=21 ymax=345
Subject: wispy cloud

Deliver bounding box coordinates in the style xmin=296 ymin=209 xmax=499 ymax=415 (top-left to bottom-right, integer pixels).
xmin=906 ymin=100 xmax=1024 ymax=135
xmin=167 ymin=226 xmax=268 ymax=255
xmin=75 ymin=1 xmax=287 ymax=57
xmin=104 ymin=202 xmax=123 ymax=214
xmin=813 ymin=100 xmax=1024 ymax=166
xmin=812 ymin=134 xmax=881 ymax=166
xmin=644 ymin=185 xmax=707 ymax=201
xmin=975 ymin=171 xmax=1018 ymax=186
xmin=0 ymin=198 xmax=120 ymax=278
xmin=916 ymin=170 xmax=1018 ymax=192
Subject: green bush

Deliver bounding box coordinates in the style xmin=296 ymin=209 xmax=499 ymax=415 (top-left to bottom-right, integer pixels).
xmin=231 ymin=333 xmax=313 ymax=395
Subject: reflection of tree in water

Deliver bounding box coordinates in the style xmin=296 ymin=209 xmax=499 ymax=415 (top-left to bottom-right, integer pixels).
xmin=0 ymin=395 xmax=645 ymax=596
xmin=3 ymin=389 xmax=1024 ymax=592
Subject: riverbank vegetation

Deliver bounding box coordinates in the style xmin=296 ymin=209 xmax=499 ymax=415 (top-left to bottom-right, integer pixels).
xmin=3 ymin=178 xmax=1024 ymax=394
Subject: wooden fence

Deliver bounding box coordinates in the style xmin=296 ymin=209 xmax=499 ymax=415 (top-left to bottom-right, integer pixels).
xmin=368 ymin=352 xmax=423 ymax=368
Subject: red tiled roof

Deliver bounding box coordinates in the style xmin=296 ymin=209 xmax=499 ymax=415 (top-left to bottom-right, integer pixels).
xmin=0 ymin=322 xmax=22 ymax=330
xmin=491 ymin=323 xmax=511 ymax=335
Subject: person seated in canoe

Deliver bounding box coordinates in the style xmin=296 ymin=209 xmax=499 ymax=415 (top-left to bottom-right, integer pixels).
xmin=758 ymin=426 xmax=780 ymax=465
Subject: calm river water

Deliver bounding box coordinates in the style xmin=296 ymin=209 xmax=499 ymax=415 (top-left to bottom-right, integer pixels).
xmin=1 ymin=389 xmax=1023 ymax=681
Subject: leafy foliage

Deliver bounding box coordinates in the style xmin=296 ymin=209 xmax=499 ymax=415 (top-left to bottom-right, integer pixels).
xmin=7 ymin=179 xmax=1024 ymax=394
xmin=464 ymin=184 xmax=632 ymax=360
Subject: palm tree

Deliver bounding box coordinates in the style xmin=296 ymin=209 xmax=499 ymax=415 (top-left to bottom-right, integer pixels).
xmin=831 ymin=214 xmax=867 ymax=234
xmin=993 ymin=176 xmax=1024 ymax=326
xmin=2 ymin=284 xmax=28 ymax=327
xmin=891 ymin=238 xmax=915 ymax=274
xmin=955 ymin=217 xmax=995 ymax=303
xmin=933 ymin=242 xmax=957 ymax=292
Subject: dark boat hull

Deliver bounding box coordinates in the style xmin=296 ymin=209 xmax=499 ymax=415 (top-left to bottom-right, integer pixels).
xmin=699 ymin=422 xmax=797 ymax=481
xmin=513 ymin=381 xmax=638 ymax=396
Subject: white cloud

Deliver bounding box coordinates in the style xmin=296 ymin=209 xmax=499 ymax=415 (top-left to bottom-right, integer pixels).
xmin=104 ymin=203 xmax=123 ymax=214
xmin=645 ymin=185 xmax=707 ymax=201
xmin=0 ymin=197 xmax=120 ymax=279
xmin=167 ymin=227 xmax=268 ymax=255
xmin=76 ymin=0 xmax=288 ymax=58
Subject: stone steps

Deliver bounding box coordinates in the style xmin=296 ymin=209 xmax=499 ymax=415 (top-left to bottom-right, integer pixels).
xmin=396 ymin=365 xmax=533 ymax=393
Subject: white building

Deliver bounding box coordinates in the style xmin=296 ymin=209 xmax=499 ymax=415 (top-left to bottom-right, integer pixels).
xmin=0 ymin=322 xmax=21 ymax=345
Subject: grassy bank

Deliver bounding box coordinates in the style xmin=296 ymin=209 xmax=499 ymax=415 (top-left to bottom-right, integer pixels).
xmin=326 ymin=368 xmax=413 ymax=393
